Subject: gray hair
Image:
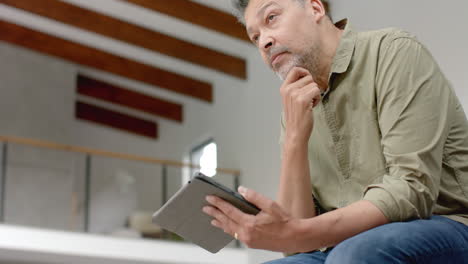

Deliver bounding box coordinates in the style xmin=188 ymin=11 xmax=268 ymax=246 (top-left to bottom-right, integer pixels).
xmin=232 ymin=0 xmax=326 ymax=25
xmin=231 ymin=0 xmax=250 ymax=24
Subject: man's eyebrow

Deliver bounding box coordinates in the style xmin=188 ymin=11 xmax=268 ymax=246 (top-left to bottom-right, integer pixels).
xmin=246 ymin=1 xmax=278 ymax=36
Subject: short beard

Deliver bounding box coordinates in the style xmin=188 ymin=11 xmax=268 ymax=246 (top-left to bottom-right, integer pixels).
xmin=274 ymin=43 xmax=322 ymax=81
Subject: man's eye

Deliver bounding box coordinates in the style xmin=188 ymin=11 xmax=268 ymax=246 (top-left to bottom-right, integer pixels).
xmin=252 ymin=35 xmax=259 ymax=43
xmin=267 ymin=14 xmax=277 ymax=22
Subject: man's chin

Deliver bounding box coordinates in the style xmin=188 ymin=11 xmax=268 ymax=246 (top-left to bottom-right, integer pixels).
xmin=275 ymin=71 xmax=286 ymax=81
xmin=275 ymin=65 xmax=296 ymax=81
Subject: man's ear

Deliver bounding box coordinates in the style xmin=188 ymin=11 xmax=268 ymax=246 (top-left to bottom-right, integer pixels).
xmin=308 ymin=0 xmax=327 ymax=22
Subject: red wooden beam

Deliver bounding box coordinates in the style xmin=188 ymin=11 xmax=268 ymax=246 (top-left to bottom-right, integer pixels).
xmin=122 ymin=0 xmax=250 ymax=42
xmin=77 ymin=75 xmax=183 ymax=122
xmin=76 ymin=101 xmax=158 ymax=139
xmin=0 ymin=20 xmax=213 ymax=102
xmin=1 ymin=0 xmax=247 ymax=79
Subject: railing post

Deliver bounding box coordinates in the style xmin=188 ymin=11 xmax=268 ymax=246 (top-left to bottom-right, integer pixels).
xmin=160 ymin=164 xmax=169 ymax=239
xmin=161 ymin=164 xmax=168 ymax=207
xmin=0 ymin=142 xmax=7 ymax=222
xmin=84 ymin=154 xmax=92 ymax=232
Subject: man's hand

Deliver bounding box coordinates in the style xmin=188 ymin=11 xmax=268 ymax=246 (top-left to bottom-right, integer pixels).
xmin=203 ymin=187 xmax=389 ymax=253
xmin=281 ymin=67 xmax=321 ymax=144
xmin=203 ymin=186 xmax=309 ymax=253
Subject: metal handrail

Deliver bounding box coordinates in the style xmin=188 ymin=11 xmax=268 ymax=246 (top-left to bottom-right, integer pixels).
xmin=0 ymin=135 xmax=240 ymax=175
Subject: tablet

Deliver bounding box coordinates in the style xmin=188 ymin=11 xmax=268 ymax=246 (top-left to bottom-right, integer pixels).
xmin=152 ymin=172 xmax=260 ymax=253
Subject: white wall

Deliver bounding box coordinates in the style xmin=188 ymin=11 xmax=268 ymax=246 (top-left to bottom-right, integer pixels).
xmin=1 ymin=0 xmax=467 ymax=263
xmin=0 ymin=0 xmax=258 ymax=262
xmin=0 ymin=0 xmax=249 ymax=166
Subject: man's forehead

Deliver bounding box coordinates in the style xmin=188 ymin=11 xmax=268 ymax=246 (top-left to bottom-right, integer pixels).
xmin=245 ymin=0 xmax=282 ymax=32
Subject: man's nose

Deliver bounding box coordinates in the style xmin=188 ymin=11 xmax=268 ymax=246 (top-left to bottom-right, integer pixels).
xmin=260 ymin=36 xmax=274 ymax=52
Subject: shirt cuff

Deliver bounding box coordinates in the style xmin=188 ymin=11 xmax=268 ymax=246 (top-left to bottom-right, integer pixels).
xmin=363 ymin=186 xmax=401 ymax=222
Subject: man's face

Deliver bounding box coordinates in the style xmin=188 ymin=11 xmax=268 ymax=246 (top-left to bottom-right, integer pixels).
xmin=245 ymin=0 xmax=322 ymax=80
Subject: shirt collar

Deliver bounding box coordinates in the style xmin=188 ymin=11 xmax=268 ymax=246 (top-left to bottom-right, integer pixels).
xmin=321 ymin=19 xmax=356 ymax=98
xmin=330 ymin=19 xmax=356 ymax=75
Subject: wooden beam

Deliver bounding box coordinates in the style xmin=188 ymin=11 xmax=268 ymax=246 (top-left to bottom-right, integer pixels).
xmin=77 ymin=75 xmax=183 ymax=122
xmin=0 ymin=20 xmax=213 ymax=102
xmin=0 ymin=0 xmax=247 ymax=79
xmin=76 ymin=101 xmax=158 ymax=139
xmin=123 ymin=0 xmax=250 ymax=43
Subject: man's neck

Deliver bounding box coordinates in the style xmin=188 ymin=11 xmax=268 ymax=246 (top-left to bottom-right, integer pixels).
xmin=316 ymin=23 xmax=344 ymax=92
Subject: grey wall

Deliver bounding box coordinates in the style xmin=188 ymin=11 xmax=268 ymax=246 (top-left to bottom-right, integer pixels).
xmin=1 ymin=0 xmax=467 ymax=263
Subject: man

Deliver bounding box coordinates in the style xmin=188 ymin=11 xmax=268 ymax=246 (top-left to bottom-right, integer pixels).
xmin=203 ymin=0 xmax=468 ymax=262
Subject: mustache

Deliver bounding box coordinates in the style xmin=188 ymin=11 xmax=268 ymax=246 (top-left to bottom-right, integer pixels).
xmin=268 ymin=46 xmax=290 ymax=62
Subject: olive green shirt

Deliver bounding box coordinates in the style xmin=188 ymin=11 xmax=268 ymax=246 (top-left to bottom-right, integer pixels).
xmin=280 ymin=20 xmax=468 ymax=225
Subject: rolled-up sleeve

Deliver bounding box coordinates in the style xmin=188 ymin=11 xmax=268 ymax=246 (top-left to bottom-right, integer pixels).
xmin=363 ymin=35 xmax=453 ymax=222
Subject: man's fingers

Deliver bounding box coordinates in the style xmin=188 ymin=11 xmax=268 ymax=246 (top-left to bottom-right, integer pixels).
xmin=292 ymin=75 xmax=314 ymax=89
xmin=286 ymin=82 xmax=321 ymax=109
xmin=301 ymin=83 xmax=322 ymax=107
xmin=312 ymin=90 xmax=321 ymax=107
xmin=238 ymin=186 xmax=282 ymax=216
xmin=284 ymin=67 xmax=311 ymax=85
xmin=206 ymin=196 xmax=253 ymax=223
xmin=280 ymin=74 xmax=314 ymax=101
xmin=204 ymin=206 xmax=240 ymax=236
xmin=203 ymin=205 xmax=232 ymax=224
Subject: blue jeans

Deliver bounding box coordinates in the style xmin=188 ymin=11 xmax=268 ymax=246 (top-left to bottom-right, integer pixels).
xmin=263 ymin=216 xmax=468 ymax=264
